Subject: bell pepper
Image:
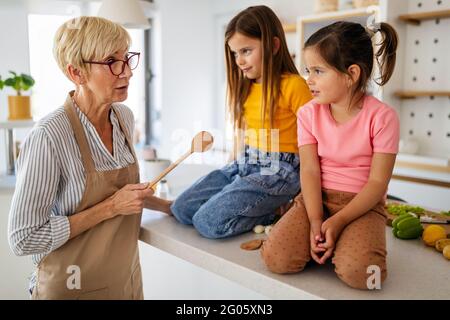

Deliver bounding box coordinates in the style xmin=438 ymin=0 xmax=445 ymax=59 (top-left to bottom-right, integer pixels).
xmin=392 ymin=214 xmax=423 ymax=239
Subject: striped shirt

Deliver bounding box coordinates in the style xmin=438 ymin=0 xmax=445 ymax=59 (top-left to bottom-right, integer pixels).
xmin=8 ymin=101 xmax=135 ymax=289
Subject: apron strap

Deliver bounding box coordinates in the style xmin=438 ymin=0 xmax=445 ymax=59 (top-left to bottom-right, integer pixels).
xmin=63 ymin=91 xmax=96 ymax=173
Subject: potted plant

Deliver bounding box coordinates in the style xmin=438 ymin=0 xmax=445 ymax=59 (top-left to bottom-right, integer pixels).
xmin=3 ymin=71 xmax=35 ymax=120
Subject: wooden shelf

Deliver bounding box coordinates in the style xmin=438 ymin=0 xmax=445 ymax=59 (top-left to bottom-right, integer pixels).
xmin=394 ymin=91 xmax=450 ymax=99
xmin=283 ymin=24 xmax=296 ymax=33
xmin=395 ymin=160 xmax=450 ymax=174
xmin=392 ymin=174 xmax=450 ymax=188
xmin=395 ymin=152 xmax=450 ymax=175
xmin=299 ymin=7 xmax=379 ymax=24
xmin=398 ymin=9 xmax=450 ymax=24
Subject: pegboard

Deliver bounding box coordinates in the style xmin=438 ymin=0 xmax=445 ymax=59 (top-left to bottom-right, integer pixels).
xmin=399 ymin=0 xmax=450 ymax=158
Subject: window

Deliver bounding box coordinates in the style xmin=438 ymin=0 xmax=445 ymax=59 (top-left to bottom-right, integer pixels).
xmin=28 ymin=14 xmax=73 ymax=120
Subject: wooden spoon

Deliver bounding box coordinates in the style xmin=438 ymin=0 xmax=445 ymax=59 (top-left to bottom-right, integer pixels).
xmin=146 ymin=131 xmax=214 ymax=190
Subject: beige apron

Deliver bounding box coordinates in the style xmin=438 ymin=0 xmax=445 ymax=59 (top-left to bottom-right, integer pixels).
xmin=32 ymin=93 xmax=143 ymax=300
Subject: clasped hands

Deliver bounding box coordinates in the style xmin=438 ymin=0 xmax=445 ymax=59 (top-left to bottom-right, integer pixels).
xmin=309 ymin=214 xmax=346 ymax=265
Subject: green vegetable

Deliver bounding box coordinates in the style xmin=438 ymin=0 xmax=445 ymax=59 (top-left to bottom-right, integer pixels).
xmin=396 ymin=225 xmax=424 ymax=239
xmin=386 ymin=203 xmax=424 ymax=216
xmin=397 ymin=216 xmax=421 ymax=230
xmin=440 ymin=210 xmax=450 ymax=217
xmin=392 ymin=213 xmax=414 ymax=229
xmin=392 ymin=215 xmax=423 ymax=240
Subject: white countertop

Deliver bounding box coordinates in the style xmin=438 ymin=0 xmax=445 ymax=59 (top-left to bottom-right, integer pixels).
xmin=140 ymin=211 xmax=450 ymax=300
xmin=139 ymin=164 xmax=450 ymax=300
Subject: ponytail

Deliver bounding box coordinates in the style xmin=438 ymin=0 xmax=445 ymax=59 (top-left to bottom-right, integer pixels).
xmin=374 ymin=22 xmax=398 ymax=86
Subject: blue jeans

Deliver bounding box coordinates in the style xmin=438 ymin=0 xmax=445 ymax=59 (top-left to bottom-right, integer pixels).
xmin=170 ymin=146 xmax=300 ymax=239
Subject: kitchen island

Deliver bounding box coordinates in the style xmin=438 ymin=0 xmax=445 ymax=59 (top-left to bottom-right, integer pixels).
xmin=139 ymin=164 xmax=450 ymax=300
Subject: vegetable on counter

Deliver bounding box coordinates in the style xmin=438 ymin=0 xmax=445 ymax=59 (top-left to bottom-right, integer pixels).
xmin=392 ymin=214 xmax=423 ymax=240
xmin=440 ymin=210 xmax=450 ymax=217
xmin=386 ymin=203 xmax=425 ymax=216
xmin=422 ymin=225 xmax=447 ymax=247
xmin=387 ymin=204 xmax=450 ymax=261
xmin=435 ymin=239 xmax=450 ymax=252
xmin=433 ymin=238 xmax=450 ymax=261
xmin=443 ymin=246 xmax=450 ymax=260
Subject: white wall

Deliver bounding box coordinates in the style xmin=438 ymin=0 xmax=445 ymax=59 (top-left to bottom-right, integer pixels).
xmin=211 ymin=0 xmax=314 ymax=22
xmin=0 ymin=0 xmax=31 ymax=115
xmin=154 ymin=0 xmax=215 ymax=160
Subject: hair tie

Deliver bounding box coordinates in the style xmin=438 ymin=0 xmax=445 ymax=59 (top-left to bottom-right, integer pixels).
xmin=366 ymin=22 xmax=381 ymax=37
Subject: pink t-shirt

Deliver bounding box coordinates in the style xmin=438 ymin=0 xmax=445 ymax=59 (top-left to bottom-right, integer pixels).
xmin=297 ymin=95 xmax=400 ymax=194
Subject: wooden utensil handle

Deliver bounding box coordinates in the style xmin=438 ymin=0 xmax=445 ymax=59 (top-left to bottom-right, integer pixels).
xmin=146 ymin=151 xmax=191 ymax=189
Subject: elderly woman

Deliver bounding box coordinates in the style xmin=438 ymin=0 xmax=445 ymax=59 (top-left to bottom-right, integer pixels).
xmin=8 ymin=16 xmax=154 ymax=299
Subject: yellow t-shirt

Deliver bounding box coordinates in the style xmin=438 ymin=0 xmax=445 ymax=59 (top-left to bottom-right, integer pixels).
xmin=243 ymin=73 xmax=312 ymax=153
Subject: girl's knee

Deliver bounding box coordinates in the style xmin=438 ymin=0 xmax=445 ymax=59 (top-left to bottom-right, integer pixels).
xmin=170 ymin=200 xmax=194 ymax=225
xmin=334 ymin=254 xmax=387 ymax=290
xmin=192 ymin=213 xmax=230 ymax=239
xmin=260 ymin=239 xmax=309 ymax=274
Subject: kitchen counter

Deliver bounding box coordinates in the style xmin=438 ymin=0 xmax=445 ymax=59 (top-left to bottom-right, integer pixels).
xmin=139 ymin=164 xmax=450 ymax=300
xmin=3 ymin=161 xmax=448 ymax=299
xmin=140 ymin=211 xmax=450 ymax=300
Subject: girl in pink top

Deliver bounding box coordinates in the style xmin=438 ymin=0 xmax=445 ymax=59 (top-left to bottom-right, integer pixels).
xmin=261 ymin=21 xmax=400 ymax=290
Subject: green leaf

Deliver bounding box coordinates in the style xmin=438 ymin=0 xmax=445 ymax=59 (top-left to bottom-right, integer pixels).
xmin=21 ymin=74 xmax=35 ymax=87
xmin=4 ymin=78 xmax=16 ymax=86
xmin=2 ymin=72 xmax=35 ymax=94
xmin=14 ymin=79 xmax=21 ymax=91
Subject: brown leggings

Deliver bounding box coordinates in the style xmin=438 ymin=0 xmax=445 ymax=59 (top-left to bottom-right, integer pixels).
xmin=260 ymin=189 xmax=387 ymax=290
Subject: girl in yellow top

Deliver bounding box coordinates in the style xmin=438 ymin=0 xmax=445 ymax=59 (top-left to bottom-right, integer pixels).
xmin=150 ymin=6 xmax=312 ymax=238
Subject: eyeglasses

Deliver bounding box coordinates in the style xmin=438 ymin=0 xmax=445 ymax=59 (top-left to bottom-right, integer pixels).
xmin=83 ymin=52 xmax=140 ymax=76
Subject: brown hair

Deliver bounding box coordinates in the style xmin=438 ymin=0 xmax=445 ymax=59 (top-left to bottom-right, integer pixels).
xmin=304 ymin=21 xmax=398 ymax=108
xmin=224 ymin=5 xmax=298 ymax=132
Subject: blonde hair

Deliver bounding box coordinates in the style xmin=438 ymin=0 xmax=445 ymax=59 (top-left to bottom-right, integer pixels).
xmin=53 ymin=16 xmax=131 ymax=79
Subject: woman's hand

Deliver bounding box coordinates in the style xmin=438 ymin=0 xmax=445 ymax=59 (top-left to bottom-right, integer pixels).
xmin=68 ymin=184 xmax=153 ymax=240
xmin=108 ymin=183 xmax=154 ymax=217
xmin=317 ymin=214 xmax=346 ymax=264
xmin=309 ymin=219 xmax=325 ymax=264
